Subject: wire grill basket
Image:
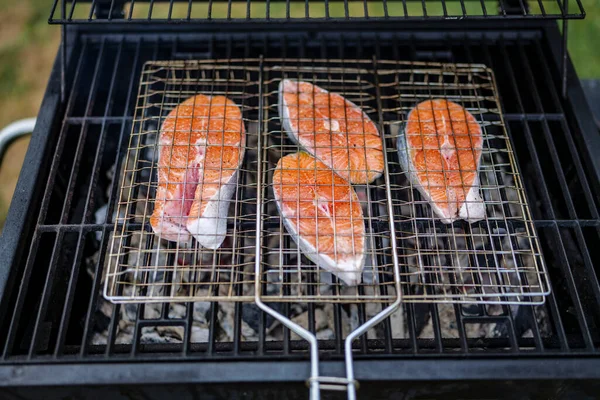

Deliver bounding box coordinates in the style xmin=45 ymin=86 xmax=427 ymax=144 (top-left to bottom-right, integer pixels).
xmin=105 ymin=61 xmax=260 ymax=302
xmin=378 ymin=61 xmax=551 ymax=304
xmin=104 ymin=58 xmax=550 ymax=306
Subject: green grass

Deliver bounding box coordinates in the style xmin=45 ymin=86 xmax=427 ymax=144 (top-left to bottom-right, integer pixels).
xmin=0 ymin=0 xmax=59 ymax=118
xmin=567 ymin=0 xmax=600 ymax=78
xmin=0 ymin=0 xmax=60 ymax=229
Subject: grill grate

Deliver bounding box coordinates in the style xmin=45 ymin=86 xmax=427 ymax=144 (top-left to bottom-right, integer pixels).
xmin=48 ymin=0 xmax=586 ymax=23
xmin=1 ymin=31 xmax=599 ymax=367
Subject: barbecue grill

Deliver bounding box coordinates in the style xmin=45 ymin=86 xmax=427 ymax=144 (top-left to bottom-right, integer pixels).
xmin=0 ymin=1 xmax=599 ymax=399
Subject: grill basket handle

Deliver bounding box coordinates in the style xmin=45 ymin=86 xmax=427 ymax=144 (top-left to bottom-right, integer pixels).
xmin=0 ymin=118 xmax=36 ymax=164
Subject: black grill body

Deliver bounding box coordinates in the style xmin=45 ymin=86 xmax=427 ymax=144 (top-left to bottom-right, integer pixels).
xmin=0 ymin=21 xmax=599 ymax=399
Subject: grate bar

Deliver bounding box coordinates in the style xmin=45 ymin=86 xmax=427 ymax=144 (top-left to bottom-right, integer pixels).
xmin=81 ymin=46 xmax=125 ymax=224
xmin=38 ymin=40 xmax=89 ymax=225
xmin=64 ymin=116 xmax=133 ymax=124
xmin=539 ymin=119 xmax=578 ymax=217
xmin=454 ymin=303 xmax=469 ymax=351
xmin=27 ymin=231 xmax=66 ymax=358
xmin=516 ymin=44 xmax=581 ymax=220
xmin=503 ymin=114 xmax=565 ymax=121
xmin=1 ymin=39 xmax=93 ymax=360
xmin=106 ymin=37 xmax=159 ymax=355
xmin=572 ymin=225 xmax=600 ymax=312
xmin=54 ymin=230 xmax=93 ymax=358
xmin=499 ymin=60 xmax=556 ymax=219
xmin=516 ymin=43 xmax=546 ymax=115
xmin=429 ymin=303 xmax=444 ymax=352
xmin=103 ymin=48 xmax=142 ymax=223
xmin=556 ymin=119 xmax=600 ymax=220
xmin=80 ymin=40 xmax=143 ymax=357
xmin=3 ymin=232 xmax=43 ymax=358
xmin=59 ymin=40 xmax=107 ymax=225
xmin=523 ymin=305 xmax=546 ymax=351
xmin=552 ymin=226 xmax=595 ymax=349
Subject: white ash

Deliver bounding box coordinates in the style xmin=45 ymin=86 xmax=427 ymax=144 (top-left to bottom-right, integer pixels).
xmin=141 ymin=328 xmax=182 ymax=344
xmin=92 ymin=331 xmax=108 ymax=346
xmin=388 ymin=305 xmax=406 ymax=339
xmin=155 ymin=325 xmax=185 ymax=342
xmin=193 ymin=302 xmax=211 ymax=324
xmin=290 ymin=308 xmax=329 ymax=341
xmin=168 ymin=303 xmax=187 ymax=319
xmin=191 ymin=325 xmax=209 ymax=343
xmin=316 ymin=329 xmax=335 ymax=340
xmin=94 ymin=204 xmax=108 ymax=241
xmin=218 ymin=302 xmax=237 ymax=342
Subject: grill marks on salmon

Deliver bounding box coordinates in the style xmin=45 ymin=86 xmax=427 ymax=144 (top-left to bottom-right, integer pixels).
xmin=279 ymin=80 xmax=384 ymax=184
xmin=149 ymin=95 xmax=246 ymax=248
xmin=273 ymin=152 xmax=365 ymax=286
xmin=398 ymin=99 xmax=485 ymax=223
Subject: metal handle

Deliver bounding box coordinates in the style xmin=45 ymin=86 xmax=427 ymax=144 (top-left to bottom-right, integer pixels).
xmin=254 ymin=300 xmax=322 ymax=399
xmin=0 ymin=118 xmax=36 ymax=164
xmin=251 ymin=54 xmax=405 ymax=400
xmin=255 ymin=296 xmax=402 ymax=400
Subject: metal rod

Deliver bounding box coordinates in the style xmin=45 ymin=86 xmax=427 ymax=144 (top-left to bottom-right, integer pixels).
xmin=345 ymin=301 xmax=401 ymax=399
xmin=345 ymin=56 xmax=405 ymax=398
xmin=561 ymin=14 xmax=569 ymax=97
xmin=60 ymin=4 xmax=66 ymax=103
xmin=47 ymin=0 xmax=586 ymax=22
xmin=254 ymin=55 xmax=317 ymax=400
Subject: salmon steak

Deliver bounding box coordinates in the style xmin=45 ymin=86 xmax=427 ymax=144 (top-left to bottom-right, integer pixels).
xmin=149 ymin=94 xmax=246 ymax=247
xmin=397 ymin=99 xmax=485 ymax=223
xmin=273 ymin=152 xmax=365 ymax=286
xmin=278 ymin=79 xmax=384 ymax=184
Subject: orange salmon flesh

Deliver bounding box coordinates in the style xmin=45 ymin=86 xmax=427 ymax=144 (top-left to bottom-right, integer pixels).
xmin=398 ymin=99 xmax=485 ymax=223
xmin=279 ymin=80 xmax=384 ymax=184
xmin=272 ymin=152 xmax=365 ymax=285
xmin=150 ymin=95 xmax=245 ymax=247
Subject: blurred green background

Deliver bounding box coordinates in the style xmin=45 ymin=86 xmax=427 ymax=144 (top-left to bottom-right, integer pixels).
xmin=0 ymin=0 xmax=598 ymax=230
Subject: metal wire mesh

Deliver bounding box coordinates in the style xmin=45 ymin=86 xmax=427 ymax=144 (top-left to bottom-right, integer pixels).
xmin=105 ymin=58 xmax=550 ymax=305
xmin=259 ymin=60 xmax=400 ymax=303
xmin=105 ymin=61 xmax=260 ymax=302
xmin=378 ymin=60 xmax=551 ymax=303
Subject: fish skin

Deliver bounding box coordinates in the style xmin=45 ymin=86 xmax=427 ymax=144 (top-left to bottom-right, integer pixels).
xmin=186 ymin=167 xmax=242 ymax=249
xmin=278 ymin=79 xmax=384 ymax=184
xmin=150 ymin=95 xmax=246 ymax=248
xmin=273 ymin=152 xmax=365 ymax=286
xmin=397 ymin=99 xmax=485 ymax=224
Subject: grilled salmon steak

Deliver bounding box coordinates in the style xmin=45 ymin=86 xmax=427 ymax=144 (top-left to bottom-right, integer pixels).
xmin=278 ymin=79 xmax=384 ymax=184
xmin=397 ymin=99 xmax=485 ymax=223
xmin=150 ymin=95 xmax=246 ymax=247
xmin=273 ymin=152 xmax=365 ymax=286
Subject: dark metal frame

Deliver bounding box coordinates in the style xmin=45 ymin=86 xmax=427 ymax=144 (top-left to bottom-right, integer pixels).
xmin=1 ymin=358 xmax=599 ymax=386
xmin=0 ymin=22 xmax=599 ymax=393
